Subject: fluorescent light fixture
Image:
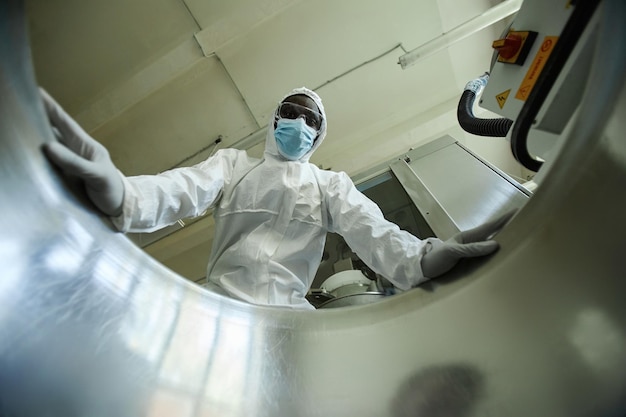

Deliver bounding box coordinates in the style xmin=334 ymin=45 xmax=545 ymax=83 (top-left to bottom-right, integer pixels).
xmin=398 ymin=0 xmax=523 ymax=69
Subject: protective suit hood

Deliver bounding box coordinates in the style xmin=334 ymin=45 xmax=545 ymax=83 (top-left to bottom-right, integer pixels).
xmin=264 ymin=87 xmax=327 ymax=163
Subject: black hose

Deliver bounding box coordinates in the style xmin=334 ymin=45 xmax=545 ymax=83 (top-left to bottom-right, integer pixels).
xmin=510 ymin=0 xmax=601 ymax=172
xmin=457 ymin=88 xmax=513 ymax=137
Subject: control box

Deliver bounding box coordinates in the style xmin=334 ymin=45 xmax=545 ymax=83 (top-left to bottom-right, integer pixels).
xmin=481 ymin=0 xmax=574 ymax=120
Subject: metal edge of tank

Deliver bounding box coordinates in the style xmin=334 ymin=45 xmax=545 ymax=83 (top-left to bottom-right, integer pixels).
xmin=1 ymin=1 xmax=625 ymax=416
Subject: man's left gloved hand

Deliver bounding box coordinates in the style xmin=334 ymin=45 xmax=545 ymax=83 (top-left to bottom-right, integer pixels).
xmin=420 ymin=211 xmax=515 ymax=279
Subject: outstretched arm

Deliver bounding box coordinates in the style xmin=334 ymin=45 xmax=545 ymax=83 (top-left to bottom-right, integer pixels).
xmin=325 ymin=171 xmax=515 ymax=288
xmin=40 ymin=88 xmax=233 ymax=234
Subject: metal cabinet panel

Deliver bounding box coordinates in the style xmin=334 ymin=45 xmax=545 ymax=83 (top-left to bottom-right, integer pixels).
xmin=391 ymin=135 xmax=530 ymax=239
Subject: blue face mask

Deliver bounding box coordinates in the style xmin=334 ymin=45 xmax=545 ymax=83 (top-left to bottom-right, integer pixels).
xmin=274 ymin=118 xmax=318 ymax=161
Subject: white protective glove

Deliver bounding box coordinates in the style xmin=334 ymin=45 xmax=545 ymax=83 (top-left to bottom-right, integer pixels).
xmin=420 ymin=211 xmax=515 ymax=279
xmin=40 ymin=88 xmax=125 ymax=217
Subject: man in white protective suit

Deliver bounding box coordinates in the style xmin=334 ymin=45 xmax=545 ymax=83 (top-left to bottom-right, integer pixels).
xmin=41 ymin=87 xmax=512 ymax=310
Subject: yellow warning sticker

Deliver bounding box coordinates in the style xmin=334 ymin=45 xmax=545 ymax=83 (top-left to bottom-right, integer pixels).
xmin=515 ymin=36 xmax=559 ymax=101
xmin=496 ymin=89 xmax=511 ymax=109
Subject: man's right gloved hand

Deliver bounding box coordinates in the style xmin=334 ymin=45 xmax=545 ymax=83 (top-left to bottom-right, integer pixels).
xmin=40 ymin=88 xmax=125 ymax=217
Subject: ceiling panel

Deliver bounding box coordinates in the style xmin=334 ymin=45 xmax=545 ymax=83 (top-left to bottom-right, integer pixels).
xmin=93 ymin=57 xmax=259 ymax=175
xmin=438 ymin=0 xmax=504 ymax=30
xmin=26 ymin=0 xmax=198 ymax=113
xmin=74 ymin=37 xmax=205 ymax=132
xmin=216 ymin=0 xmax=443 ymax=126
xmin=187 ymin=0 xmax=300 ymax=53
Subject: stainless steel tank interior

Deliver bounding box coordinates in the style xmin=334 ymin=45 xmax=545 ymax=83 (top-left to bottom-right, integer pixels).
xmin=1 ymin=0 xmax=625 ymax=416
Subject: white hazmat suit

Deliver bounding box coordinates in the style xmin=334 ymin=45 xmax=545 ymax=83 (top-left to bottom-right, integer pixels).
xmin=111 ymin=87 xmax=433 ymax=309
xmin=42 ymin=87 xmax=509 ymax=311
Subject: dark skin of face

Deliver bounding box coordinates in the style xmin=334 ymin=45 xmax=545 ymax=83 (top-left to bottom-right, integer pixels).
xmin=274 ymin=94 xmax=322 ymax=147
xmin=273 ymin=94 xmax=322 ymax=135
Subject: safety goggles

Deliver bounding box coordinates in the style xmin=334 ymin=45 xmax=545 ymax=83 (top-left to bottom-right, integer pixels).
xmin=276 ymin=102 xmax=323 ymax=131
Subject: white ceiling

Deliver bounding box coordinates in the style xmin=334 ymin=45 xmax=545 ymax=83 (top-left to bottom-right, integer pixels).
xmin=26 ymin=0 xmax=524 ymax=282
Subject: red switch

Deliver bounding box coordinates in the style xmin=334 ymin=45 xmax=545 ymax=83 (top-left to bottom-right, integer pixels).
xmin=493 ymin=34 xmax=522 ymax=59
xmin=492 ymin=30 xmax=537 ymax=65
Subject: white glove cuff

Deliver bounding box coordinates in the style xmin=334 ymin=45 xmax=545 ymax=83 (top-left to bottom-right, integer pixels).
xmin=414 ymin=237 xmax=444 ymax=285
xmin=110 ymin=171 xmax=132 ymax=233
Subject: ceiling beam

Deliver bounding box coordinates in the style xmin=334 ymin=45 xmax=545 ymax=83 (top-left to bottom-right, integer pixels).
xmin=75 ymin=37 xmax=205 ymax=132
